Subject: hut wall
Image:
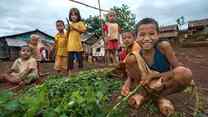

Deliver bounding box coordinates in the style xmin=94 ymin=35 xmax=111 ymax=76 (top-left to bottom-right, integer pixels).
xmin=0 ymin=39 xmax=9 ymax=59
xmin=9 ymin=47 xmax=21 ymax=60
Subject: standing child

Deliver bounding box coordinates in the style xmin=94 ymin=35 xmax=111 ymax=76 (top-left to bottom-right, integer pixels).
xmin=0 ymin=46 xmax=38 ymax=85
xmin=104 ymin=11 xmax=120 ymax=65
xmin=28 ymin=34 xmax=41 ymax=61
xmin=121 ymin=18 xmax=192 ymax=116
xmin=54 ymin=20 xmax=68 ymax=74
xmin=67 ymin=8 xmax=86 ymax=75
xmin=28 ymin=34 xmax=42 ymax=76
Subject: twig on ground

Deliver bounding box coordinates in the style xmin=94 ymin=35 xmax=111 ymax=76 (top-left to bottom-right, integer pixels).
xmin=106 ymin=85 xmax=142 ymax=117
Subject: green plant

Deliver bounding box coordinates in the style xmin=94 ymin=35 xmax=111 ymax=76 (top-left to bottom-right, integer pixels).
xmin=0 ymin=69 xmax=124 ymax=117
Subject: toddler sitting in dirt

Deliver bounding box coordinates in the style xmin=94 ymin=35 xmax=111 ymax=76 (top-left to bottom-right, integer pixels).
xmin=0 ymin=46 xmax=38 ymax=85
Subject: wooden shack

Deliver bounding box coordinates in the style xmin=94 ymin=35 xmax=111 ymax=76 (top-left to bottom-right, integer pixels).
xmin=188 ymin=18 xmax=208 ymax=41
xmin=81 ymin=33 xmax=105 ymax=62
xmin=159 ymin=24 xmax=179 ymax=45
xmin=0 ymin=29 xmax=54 ymax=60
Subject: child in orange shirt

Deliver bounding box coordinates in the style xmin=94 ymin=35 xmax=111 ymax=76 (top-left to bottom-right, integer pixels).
xmin=54 ymin=20 xmax=68 ymax=74
xmin=118 ymin=32 xmax=141 ymax=80
xmin=121 ymin=32 xmax=141 ymax=62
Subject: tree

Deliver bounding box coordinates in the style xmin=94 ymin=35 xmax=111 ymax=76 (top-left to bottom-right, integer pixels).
xmin=85 ymin=4 xmax=136 ymax=38
xmin=85 ymin=15 xmax=104 ymax=38
xmin=110 ymin=4 xmax=136 ymax=32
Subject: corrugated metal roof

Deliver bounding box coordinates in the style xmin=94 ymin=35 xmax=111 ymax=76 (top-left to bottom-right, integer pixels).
xmin=6 ymin=38 xmax=27 ymax=47
xmin=160 ymin=32 xmax=178 ymax=38
xmin=160 ymin=25 xmax=178 ymax=32
xmin=188 ymin=18 xmax=208 ymax=28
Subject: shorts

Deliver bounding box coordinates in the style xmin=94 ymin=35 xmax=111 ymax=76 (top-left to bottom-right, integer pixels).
xmin=107 ymin=40 xmax=119 ymax=50
xmin=54 ymin=56 xmax=68 ymax=71
xmin=9 ymin=73 xmax=37 ymax=84
xmin=67 ymin=52 xmax=83 ymax=70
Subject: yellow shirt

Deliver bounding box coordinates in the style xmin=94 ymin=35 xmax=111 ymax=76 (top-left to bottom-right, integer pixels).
xmin=55 ymin=32 xmax=68 ymax=56
xmin=67 ymin=21 xmax=86 ymax=52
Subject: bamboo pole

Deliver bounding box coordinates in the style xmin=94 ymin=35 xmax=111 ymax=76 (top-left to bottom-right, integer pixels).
xmin=68 ymin=0 xmax=109 ymax=12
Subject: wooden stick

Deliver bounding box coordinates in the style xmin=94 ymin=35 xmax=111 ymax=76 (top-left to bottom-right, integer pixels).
xmin=106 ymin=85 xmax=142 ymax=117
xmin=69 ymin=0 xmax=110 ymax=12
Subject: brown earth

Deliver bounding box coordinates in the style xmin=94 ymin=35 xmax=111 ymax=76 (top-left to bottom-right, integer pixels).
xmin=0 ymin=46 xmax=208 ymax=116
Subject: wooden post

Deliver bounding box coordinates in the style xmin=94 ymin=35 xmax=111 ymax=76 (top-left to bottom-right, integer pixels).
xmin=97 ymin=0 xmax=107 ymax=64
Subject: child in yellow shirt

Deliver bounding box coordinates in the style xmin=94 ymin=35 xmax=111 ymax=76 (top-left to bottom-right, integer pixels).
xmin=67 ymin=8 xmax=86 ymax=74
xmin=54 ymin=20 xmax=68 ymax=74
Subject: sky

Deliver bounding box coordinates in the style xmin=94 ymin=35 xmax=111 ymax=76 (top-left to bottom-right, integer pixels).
xmin=0 ymin=0 xmax=207 ymax=36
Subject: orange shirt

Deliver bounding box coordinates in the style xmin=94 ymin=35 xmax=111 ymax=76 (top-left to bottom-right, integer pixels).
xmin=123 ymin=41 xmax=141 ymax=63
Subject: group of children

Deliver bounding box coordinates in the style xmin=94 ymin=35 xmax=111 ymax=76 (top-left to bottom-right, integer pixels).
xmin=54 ymin=8 xmax=86 ymax=75
xmin=120 ymin=18 xmax=193 ymax=116
xmin=103 ymin=12 xmax=193 ymax=116
xmin=0 ymin=7 xmax=193 ymax=116
xmin=0 ymin=8 xmax=86 ymax=84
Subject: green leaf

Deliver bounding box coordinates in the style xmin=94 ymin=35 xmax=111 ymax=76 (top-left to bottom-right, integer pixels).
xmin=0 ymin=90 xmax=13 ymax=104
xmin=4 ymin=100 xmax=20 ymax=111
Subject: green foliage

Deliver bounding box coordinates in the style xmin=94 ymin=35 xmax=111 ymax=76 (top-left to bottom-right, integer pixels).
xmin=111 ymin=4 xmax=136 ymax=32
xmin=0 ymin=69 xmax=123 ymax=117
xmin=143 ymin=99 xmax=159 ymax=114
xmin=0 ymin=90 xmax=23 ymax=117
xmin=85 ymin=15 xmax=104 ymax=38
xmin=85 ymin=4 xmax=136 ymax=38
xmin=0 ymin=69 xmax=205 ymax=117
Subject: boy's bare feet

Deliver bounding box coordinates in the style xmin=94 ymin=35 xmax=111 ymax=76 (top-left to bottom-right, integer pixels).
xmin=157 ymin=97 xmax=175 ymax=116
xmin=128 ymin=94 xmax=146 ymax=109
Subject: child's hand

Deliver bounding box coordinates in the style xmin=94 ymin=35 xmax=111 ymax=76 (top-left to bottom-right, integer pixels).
xmin=7 ymin=69 xmax=14 ymax=74
xmin=140 ymin=72 xmax=160 ymax=86
xmin=160 ymin=71 xmax=174 ymax=82
xmin=148 ymin=78 xmax=163 ymax=91
xmin=121 ymin=84 xmax=130 ymax=96
xmin=70 ymin=25 xmax=77 ymax=31
xmin=26 ymin=64 xmax=34 ymax=71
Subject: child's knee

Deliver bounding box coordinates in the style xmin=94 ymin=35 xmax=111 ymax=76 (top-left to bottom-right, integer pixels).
xmin=173 ymin=66 xmax=192 ymax=85
xmin=174 ymin=66 xmax=192 ymax=78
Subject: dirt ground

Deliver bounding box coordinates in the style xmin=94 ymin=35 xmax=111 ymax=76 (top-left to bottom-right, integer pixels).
xmin=1 ymin=47 xmax=207 ymax=89
xmin=0 ymin=46 xmax=208 ymax=116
